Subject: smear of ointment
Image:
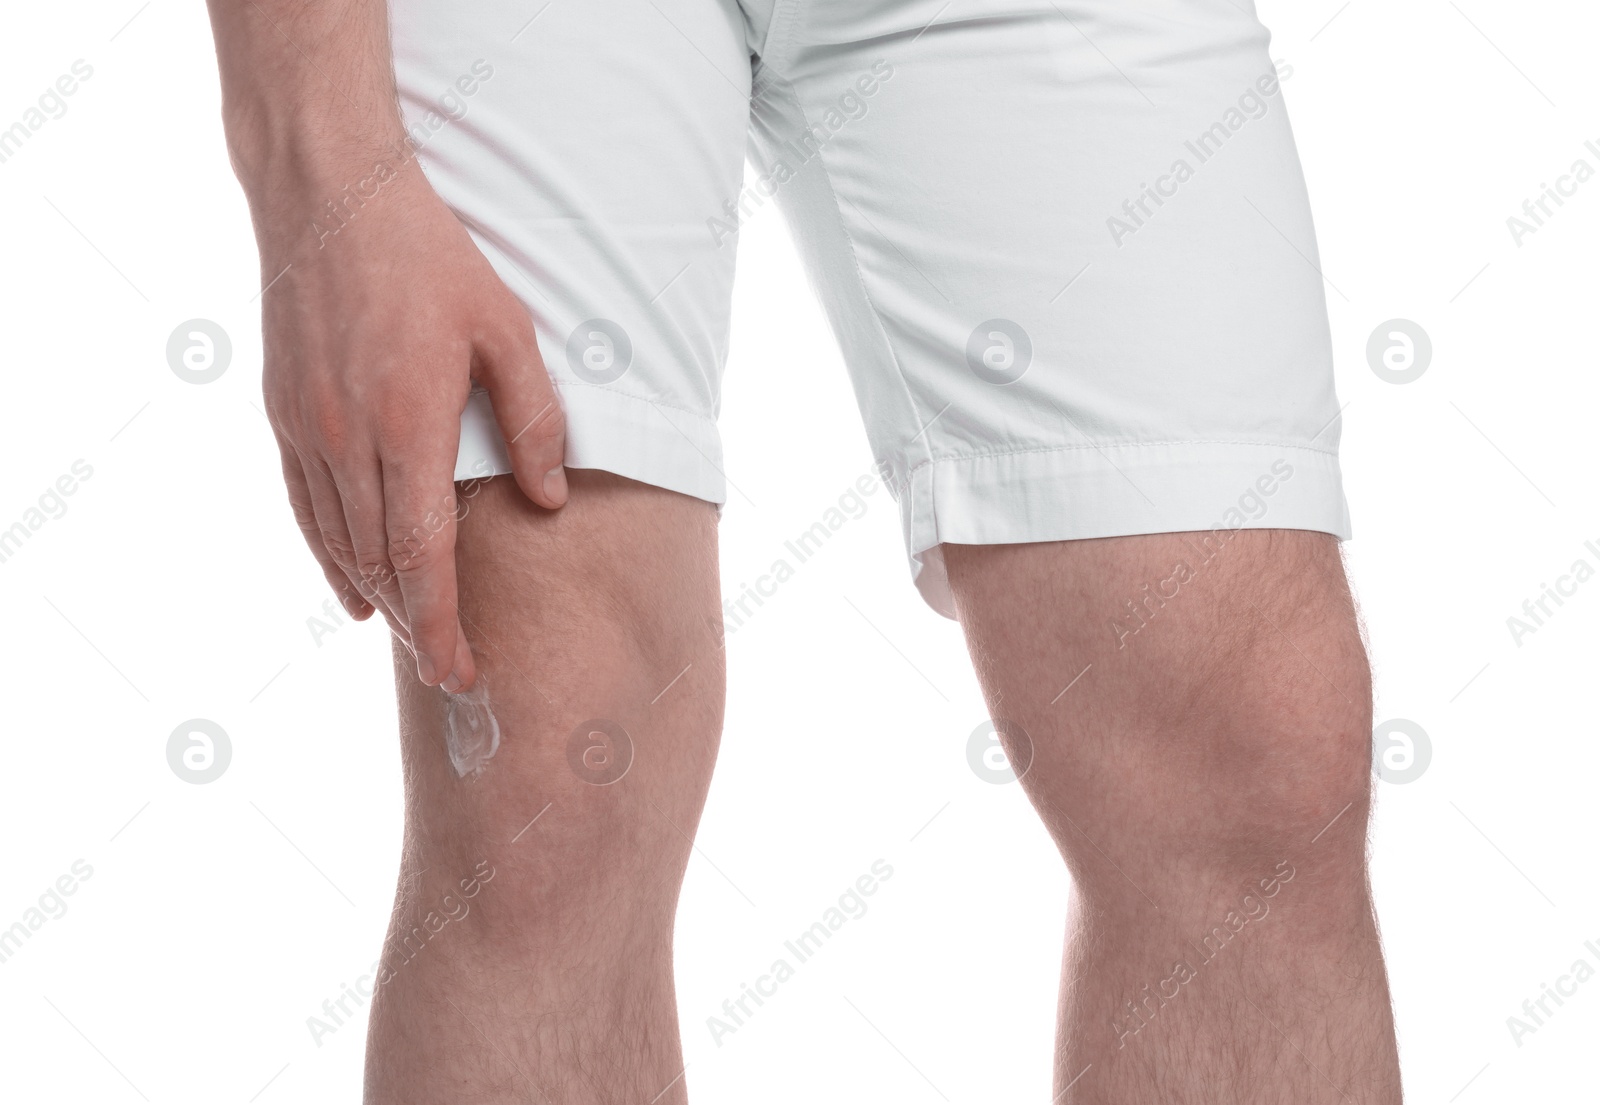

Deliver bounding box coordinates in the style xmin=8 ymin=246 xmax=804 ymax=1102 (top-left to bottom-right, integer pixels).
xmin=444 ymin=676 xmax=501 ymax=777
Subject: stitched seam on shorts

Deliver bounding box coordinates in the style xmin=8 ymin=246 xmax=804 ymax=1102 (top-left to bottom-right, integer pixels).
xmin=552 ymin=378 xmax=718 ymax=424
xmin=894 ymin=439 xmax=1344 ymax=485
xmin=759 ymin=0 xmax=805 ymax=70
xmin=770 ymin=75 xmax=937 ymax=481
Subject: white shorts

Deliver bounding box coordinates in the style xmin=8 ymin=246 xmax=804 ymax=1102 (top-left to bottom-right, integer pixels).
xmin=391 ymin=0 xmax=1351 ymax=618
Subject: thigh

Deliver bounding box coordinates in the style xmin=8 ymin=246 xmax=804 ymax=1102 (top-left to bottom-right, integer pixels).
xmin=752 ymin=0 xmax=1349 ymax=617
xmin=390 ymin=471 xmax=725 ymax=927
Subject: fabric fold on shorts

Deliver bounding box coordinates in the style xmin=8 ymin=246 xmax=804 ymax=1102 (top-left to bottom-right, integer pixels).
xmin=454 ymin=383 xmax=727 ymax=506
xmin=901 ymin=441 xmax=1352 ymax=618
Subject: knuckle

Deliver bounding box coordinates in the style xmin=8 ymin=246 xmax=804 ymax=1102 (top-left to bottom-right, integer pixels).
xmin=263 ymin=395 xmax=289 ymax=432
xmin=319 ymin=530 xmax=358 ymax=566
xmin=372 ymin=388 xmax=432 ymax=445
xmin=356 ymin=559 xmax=400 ymax=596
xmin=305 ymin=404 xmax=354 ymax=458
xmin=285 ymin=492 xmax=317 ymax=531
xmin=483 ymin=290 xmax=533 ymax=339
xmin=522 ymin=395 xmax=566 ymax=447
xmin=387 ymin=527 xmax=446 ymax=574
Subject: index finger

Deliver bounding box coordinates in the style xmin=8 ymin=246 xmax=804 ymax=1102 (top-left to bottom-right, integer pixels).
xmin=381 ymin=452 xmax=476 ymax=692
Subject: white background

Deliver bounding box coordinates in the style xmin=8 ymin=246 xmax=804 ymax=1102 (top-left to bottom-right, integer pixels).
xmin=1 ymin=1 xmax=1596 ymax=1102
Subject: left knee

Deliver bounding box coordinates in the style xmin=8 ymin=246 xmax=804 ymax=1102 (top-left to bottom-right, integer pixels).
xmin=948 ymin=529 xmax=1377 ymax=895
xmin=1044 ymin=616 xmax=1375 ymax=891
xmin=1181 ymin=683 xmax=1373 ymax=875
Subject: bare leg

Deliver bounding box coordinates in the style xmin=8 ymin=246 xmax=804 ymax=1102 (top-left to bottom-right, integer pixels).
xmin=363 ymin=472 xmax=723 ymax=1104
xmin=945 ymin=530 xmax=1401 ymax=1103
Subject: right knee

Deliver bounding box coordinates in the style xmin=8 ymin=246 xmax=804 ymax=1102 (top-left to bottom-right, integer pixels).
xmin=392 ymin=472 xmax=725 ymax=948
xmin=420 ymin=628 xmax=723 ymax=925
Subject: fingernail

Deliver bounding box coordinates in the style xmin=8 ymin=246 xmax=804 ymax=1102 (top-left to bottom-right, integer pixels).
xmin=442 ymin=672 xmax=464 ymax=694
xmin=418 ymin=656 xmax=437 ymax=685
xmin=542 ymin=465 xmax=568 ymax=505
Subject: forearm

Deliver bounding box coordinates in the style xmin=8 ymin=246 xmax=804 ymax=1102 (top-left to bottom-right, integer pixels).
xmin=204 ymin=0 xmax=411 ymax=236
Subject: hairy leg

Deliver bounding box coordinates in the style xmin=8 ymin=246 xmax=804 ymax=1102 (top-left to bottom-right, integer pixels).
xmin=364 ymin=472 xmax=723 ymax=1105
xmin=945 ymin=530 xmax=1401 ymax=1103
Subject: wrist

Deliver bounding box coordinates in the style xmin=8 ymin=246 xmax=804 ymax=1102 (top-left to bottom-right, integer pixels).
xmin=226 ymin=105 xmax=408 ymax=199
xmin=232 ymin=121 xmax=434 ymax=259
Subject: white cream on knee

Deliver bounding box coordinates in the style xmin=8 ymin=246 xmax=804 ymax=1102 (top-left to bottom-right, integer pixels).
xmin=444 ymin=674 xmax=501 ymax=777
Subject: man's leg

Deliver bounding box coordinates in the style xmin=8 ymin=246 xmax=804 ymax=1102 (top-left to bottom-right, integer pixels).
xmin=363 ymin=471 xmax=723 ymax=1104
xmin=944 ymin=530 xmax=1401 ymax=1103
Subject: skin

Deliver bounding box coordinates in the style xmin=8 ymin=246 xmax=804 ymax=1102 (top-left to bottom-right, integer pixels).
xmin=368 ymin=501 xmax=1402 ymax=1103
xmin=945 ymin=530 xmax=1401 ymax=1102
xmin=207 ymin=2 xmax=1403 ymax=1099
xmin=206 ymin=0 xmax=567 ymax=694
xmin=369 ymin=471 xmax=723 ymax=1103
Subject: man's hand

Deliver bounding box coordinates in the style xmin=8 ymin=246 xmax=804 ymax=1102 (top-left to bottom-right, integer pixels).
xmin=265 ymin=173 xmax=566 ymax=692
xmin=206 ymin=0 xmax=565 ymax=692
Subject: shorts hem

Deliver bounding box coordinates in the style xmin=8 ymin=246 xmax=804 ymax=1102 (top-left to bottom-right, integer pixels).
xmin=899 ymin=440 xmax=1352 ymax=620
xmin=454 ymin=383 xmax=727 ymax=506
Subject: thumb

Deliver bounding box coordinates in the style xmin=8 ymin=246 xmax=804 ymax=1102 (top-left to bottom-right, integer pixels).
xmin=475 ymin=309 xmax=568 ymax=509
